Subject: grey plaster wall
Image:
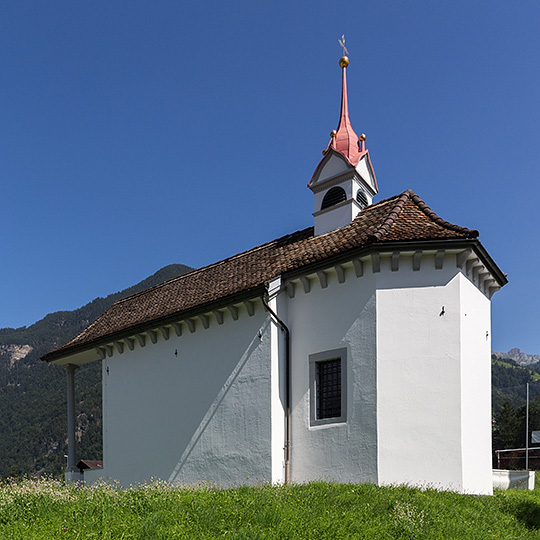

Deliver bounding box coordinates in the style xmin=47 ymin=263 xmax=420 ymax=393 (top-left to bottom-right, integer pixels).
xmin=102 ymin=306 xmax=272 ymax=487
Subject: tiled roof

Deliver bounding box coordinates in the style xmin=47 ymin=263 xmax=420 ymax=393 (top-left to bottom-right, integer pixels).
xmin=43 ymin=190 xmax=480 ymax=360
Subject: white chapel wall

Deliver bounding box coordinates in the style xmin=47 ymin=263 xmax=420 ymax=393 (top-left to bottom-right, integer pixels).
xmin=101 ymin=306 xmax=273 ymax=487
xmin=458 ymin=272 xmax=493 ymax=495
xmin=286 ymin=265 xmax=378 ymax=484
xmin=375 ymin=253 xmax=493 ymax=494
xmin=96 ymin=250 xmax=494 ymax=492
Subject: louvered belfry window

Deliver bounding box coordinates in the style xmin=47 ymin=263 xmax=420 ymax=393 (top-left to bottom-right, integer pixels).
xmin=356 ymin=189 xmax=368 ymax=208
xmin=321 ymin=186 xmax=347 ymax=210
xmin=317 ymin=358 xmax=341 ymax=419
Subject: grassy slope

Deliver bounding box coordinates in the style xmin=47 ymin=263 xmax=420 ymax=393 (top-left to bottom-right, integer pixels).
xmin=1 ymin=480 xmax=540 ymax=539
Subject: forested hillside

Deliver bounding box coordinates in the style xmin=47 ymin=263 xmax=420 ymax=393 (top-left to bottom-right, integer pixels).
xmin=492 ymin=355 xmax=540 ymax=413
xmin=492 ymin=353 xmax=540 ymax=467
xmin=0 ymin=264 xmax=193 ymax=479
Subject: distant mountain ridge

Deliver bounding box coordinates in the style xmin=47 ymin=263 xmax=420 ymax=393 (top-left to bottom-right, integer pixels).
xmin=492 ymin=348 xmax=540 ymax=366
xmin=0 ymin=263 xmax=193 ymax=478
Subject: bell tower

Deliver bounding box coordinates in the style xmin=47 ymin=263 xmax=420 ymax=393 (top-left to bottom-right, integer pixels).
xmin=309 ymin=55 xmax=378 ymax=236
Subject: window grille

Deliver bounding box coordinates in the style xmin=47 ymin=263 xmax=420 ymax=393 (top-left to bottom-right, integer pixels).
xmin=309 ymin=348 xmax=346 ymax=426
xmin=317 ymin=358 xmax=341 ymax=419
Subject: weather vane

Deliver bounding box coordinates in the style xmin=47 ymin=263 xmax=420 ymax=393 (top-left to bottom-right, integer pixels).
xmin=338 ymin=35 xmax=349 ymax=57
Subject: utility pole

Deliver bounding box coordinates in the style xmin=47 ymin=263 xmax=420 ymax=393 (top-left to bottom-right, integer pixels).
xmin=526 ymin=382 xmax=530 ymax=470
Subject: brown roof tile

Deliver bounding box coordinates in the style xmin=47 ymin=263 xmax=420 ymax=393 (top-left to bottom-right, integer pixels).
xmin=43 ymin=190 xmax=479 ymax=360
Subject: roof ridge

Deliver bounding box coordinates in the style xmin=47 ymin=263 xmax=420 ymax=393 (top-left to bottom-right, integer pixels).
xmin=409 ymin=192 xmax=479 ymax=238
xmin=367 ymin=189 xmax=479 ymax=241
xmin=367 ymin=190 xmax=412 ymax=242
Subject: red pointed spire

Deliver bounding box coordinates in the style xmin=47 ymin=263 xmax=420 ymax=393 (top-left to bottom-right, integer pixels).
xmin=309 ymin=54 xmax=375 ymax=188
xmin=328 ymin=56 xmax=365 ymax=166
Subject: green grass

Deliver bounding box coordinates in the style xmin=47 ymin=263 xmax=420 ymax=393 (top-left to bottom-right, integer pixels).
xmin=1 ymin=478 xmax=540 ymax=539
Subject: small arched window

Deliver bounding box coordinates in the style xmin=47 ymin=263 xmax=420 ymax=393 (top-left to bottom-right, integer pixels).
xmin=356 ymin=189 xmax=368 ymax=208
xmin=321 ymin=187 xmax=347 ymax=210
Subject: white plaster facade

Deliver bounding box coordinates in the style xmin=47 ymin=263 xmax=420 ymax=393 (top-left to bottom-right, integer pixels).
xmin=376 ymin=259 xmax=492 ymax=494
xmin=285 ymin=249 xmax=494 ymax=494
xmin=101 ymin=306 xmax=275 ymax=487
xmin=52 ymin=244 xmax=501 ymax=495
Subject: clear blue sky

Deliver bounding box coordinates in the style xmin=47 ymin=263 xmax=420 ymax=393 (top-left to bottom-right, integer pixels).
xmin=1 ymin=1 xmax=539 ymax=355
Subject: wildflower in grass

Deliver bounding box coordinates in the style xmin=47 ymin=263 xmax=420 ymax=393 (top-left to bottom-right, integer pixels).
xmin=393 ymin=500 xmax=427 ymax=535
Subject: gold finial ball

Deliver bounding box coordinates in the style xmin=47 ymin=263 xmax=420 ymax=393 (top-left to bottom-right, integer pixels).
xmin=339 ymin=56 xmax=349 ymax=68
xmin=330 ymin=130 xmax=337 ymax=138
xmin=360 ymin=133 xmax=366 ymax=141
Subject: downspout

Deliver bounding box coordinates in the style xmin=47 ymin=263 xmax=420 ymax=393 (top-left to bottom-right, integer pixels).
xmin=262 ymin=284 xmax=291 ymax=484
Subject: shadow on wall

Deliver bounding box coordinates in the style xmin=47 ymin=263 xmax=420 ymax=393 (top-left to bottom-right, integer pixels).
xmin=167 ymin=320 xmax=270 ymax=484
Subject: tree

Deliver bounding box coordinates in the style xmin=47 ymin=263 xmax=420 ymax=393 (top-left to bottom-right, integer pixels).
xmin=493 ymin=401 xmax=519 ymax=450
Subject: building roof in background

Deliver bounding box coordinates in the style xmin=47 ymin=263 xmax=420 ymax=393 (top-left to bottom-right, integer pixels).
xmin=76 ymin=460 xmax=103 ymax=471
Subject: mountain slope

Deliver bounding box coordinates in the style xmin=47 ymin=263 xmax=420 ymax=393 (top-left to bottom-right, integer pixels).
xmin=0 ymin=264 xmax=193 ymax=478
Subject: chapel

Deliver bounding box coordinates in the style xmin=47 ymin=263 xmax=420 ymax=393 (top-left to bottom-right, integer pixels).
xmin=44 ymin=53 xmax=507 ymax=494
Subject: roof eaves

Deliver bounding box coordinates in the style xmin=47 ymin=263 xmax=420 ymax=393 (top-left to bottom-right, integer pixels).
xmin=279 ymin=237 xmax=492 ymax=284
xmin=42 ymin=283 xmax=268 ymax=363
xmin=367 ymin=238 xmax=507 ymax=287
